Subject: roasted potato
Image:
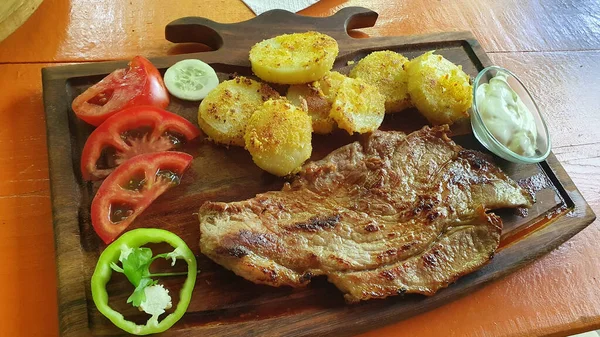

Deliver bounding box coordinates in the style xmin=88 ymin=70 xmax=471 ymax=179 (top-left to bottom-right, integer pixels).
xmin=349 ymin=50 xmax=411 ymax=113
xmin=198 ymin=77 xmax=279 ymax=146
xmin=244 ymin=99 xmax=313 ymax=176
xmin=329 ymin=77 xmax=386 ymax=134
xmin=286 ymin=71 xmax=349 ymax=134
xmin=249 ymin=31 xmax=339 ymax=84
xmin=405 ymin=51 xmax=472 ymax=125
xmin=286 ymin=83 xmax=335 ymax=134
xmin=314 ymin=70 xmax=346 ymax=102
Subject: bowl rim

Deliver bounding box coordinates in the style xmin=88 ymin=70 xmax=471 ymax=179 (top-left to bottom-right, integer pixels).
xmin=471 ymin=65 xmax=552 ymax=164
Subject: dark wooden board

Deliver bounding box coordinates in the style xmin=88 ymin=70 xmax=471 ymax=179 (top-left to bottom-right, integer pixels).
xmin=42 ymin=7 xmax=595 ymax=337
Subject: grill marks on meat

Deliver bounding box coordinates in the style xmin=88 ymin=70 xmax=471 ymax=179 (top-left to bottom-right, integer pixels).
xmin=199 ymin=126 xmax=533 ymax=302
xmin=329 ymin=211 xmax=504 ymax=300
xmin=290 ymin=214 xmax=341 ymax=232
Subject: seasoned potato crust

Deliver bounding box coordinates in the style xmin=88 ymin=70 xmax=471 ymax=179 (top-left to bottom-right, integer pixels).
xmin=330 ymin=77 xmax=386 ymax=134
xmin=314 ymin=70 xmax=346 ymax=102
xmin=249 ymin=31 xmax=339 ymax=84
xmin=349 ymin=50 xmax=411 ymax=113
xmin=198 ymin=77 xmax=279 ymax=146
xmin=244 ymin=99 xmax=313 ymax=176
xmin=405 ymin=51 xmax=472 ymax=125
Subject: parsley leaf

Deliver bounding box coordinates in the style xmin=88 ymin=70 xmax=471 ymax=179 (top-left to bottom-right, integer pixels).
xmin=110 ymin=246 xmax=155 ymax=307
xmin=127 ymin=277 xmax=158 ymax=307
xmin=111 ymin=246 xmax=184 ymax=308
xmin=153 ymin=247 xmax=185 ymax=266
xmin=121 ymin=247 xmax=153 ymax=287
xmin=110 ymin=262 xmax=124 ymax=273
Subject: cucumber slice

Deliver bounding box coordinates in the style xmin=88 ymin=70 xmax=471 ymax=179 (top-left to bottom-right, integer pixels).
xmin=164 ymin=59 xmax=219 ymax=101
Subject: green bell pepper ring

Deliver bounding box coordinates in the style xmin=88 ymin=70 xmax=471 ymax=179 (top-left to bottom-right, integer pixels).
xmin=91 ymin=228 xmax=197 ymax=335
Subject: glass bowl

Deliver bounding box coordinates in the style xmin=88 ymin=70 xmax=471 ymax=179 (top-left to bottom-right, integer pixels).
xmin=471 ymin=66 xmax=551 ymax=164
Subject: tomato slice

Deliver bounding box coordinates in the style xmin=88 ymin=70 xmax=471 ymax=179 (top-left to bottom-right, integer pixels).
xmin=72 ymin=56 xmax=170 ymax=126
xmin=91 ymin=151 xmax=193 ymax=244
xmin=80 ymin=106 xmax=201 ymax=180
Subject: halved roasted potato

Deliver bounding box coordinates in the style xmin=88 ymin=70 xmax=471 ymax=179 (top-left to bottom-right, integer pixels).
xmin=349 ymin=50 xmax=411 ymax=113
xmin=249 ymin=31 xmax=339 ymax=84
xmin=286 ymin=84 xmax=335 ymax=134
xmin=198 ymin=77 xmax=279 ymax=146
xmin=244 ymin=98 xmax=312 ymax=176
xmin=329 ymin=77 xmax=386 ymax=134
xmin=405 ymin=51 xmax=472 ymax=125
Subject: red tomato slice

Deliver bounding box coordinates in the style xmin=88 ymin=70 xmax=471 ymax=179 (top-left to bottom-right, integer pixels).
xmin=80 ymin=106 xmax=201 ymax=180
xmin=91 ymin=151 xmax=193 ymax=244
xmin=72 ymin=56 xmax=169 ymax=126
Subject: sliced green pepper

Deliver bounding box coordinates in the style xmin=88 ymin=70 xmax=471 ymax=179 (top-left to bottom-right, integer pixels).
xmin=91 ymin=228 xmax=197 ymax=335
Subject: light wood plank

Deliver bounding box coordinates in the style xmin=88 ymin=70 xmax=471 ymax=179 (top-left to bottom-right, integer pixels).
xmin=1 ymin=0 xmax=600 ymax=63
xmin=489 ymin=51 xmax=600 ymax=149
xmin=0 ymin=63 xmax=57 ymax=337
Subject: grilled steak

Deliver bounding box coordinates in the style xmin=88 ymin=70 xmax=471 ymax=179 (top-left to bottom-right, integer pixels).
xmin=199 ymin=126 xmax=533 ymax=302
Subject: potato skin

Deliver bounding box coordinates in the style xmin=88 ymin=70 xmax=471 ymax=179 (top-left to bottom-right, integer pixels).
xmin=285 ymin=71 xmax=348 ymax=134
xmin=244 ymin=99 xmax=313 ymax=176
xmin=286 ymin=84 xmax=335 ymax=134
xmin=405 ymin=51 xmax=473 ymax=125
xmin=349 ymin=50 xmax=411 ymax=113
xmin=198 ymin=77 xmax=279 ymax=146
xmin=249 ymin=31 xmax=339 ymax=84
xmin=329 ymin=77 xmax=386 ymax=134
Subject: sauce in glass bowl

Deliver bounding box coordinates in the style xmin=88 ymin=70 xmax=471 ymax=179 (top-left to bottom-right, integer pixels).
xmin=471 ymin=66 xmax=551 ymax=164
xmin=475 ymin=72 xmax=538 ymax=156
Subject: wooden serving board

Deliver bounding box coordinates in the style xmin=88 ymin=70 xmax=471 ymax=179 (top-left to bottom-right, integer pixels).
xmin=42 ymin=7 xmax=595 ymax=337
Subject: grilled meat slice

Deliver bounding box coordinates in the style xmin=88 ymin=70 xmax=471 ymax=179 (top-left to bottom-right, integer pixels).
xmin=199 ymin=126 xmax=533 ymax=302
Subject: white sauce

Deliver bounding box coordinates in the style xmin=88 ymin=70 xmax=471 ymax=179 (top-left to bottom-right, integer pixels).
xmin=476 ymin=73 xmax=538 ymax=156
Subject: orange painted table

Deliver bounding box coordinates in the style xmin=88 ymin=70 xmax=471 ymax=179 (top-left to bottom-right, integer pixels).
xmin=1 ymin=1 xmax=600 ymax=336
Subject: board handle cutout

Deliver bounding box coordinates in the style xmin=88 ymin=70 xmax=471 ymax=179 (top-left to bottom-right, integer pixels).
xmin=165 ymin=17 xmax=224 ymax=50
xmin=337 ymin=6 xmax=378 ymax=33
xmin=165 ymin=6 xmax=378 ymax=60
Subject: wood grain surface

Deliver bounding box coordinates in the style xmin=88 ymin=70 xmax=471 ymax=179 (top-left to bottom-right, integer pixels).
xmin=2 ymin=0 xmax=600 ymax=62
xmin=1 ymin=1 xmax=600 ymax=337
xmin=0 ymin=63 xmax=58 ymax=337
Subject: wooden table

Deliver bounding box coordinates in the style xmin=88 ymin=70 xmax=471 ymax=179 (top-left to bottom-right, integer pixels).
xmin=1 ymin=0 xmax=599 ymax=336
